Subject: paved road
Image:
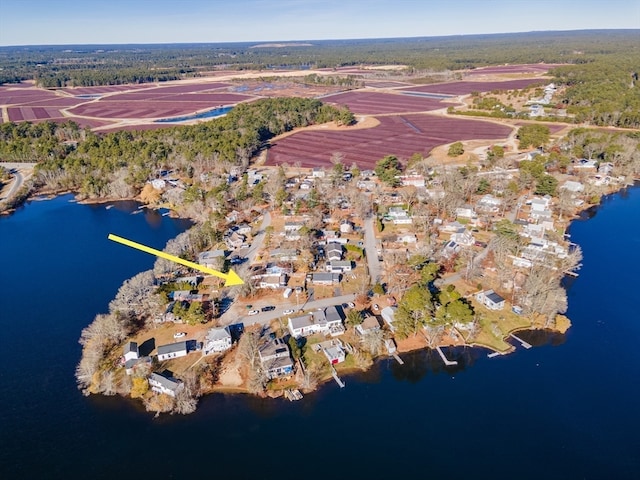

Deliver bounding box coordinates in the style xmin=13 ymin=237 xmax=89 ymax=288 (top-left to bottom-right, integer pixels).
xmin=364 ymin=215 xmax=382 ymax=284
xmin=218 ymin=292 xmax=357 ymax=328
xmin=0 ymin=162 xmax=36 ymax=202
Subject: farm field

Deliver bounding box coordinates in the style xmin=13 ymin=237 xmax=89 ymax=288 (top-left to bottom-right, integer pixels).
xmin=321 ymin=91 xmax=448 ymax=115
xmin=399 ymin=78 xmax=545 ymax=95
xmin=266 ymin=114 xmax=513 ymax=169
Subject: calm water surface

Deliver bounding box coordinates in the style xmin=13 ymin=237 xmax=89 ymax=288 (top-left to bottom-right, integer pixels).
xmin=1 ymin=188 xmax=639 ymax=480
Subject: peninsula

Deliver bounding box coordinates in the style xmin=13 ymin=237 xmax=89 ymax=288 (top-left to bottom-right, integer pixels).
xmin=1 ymin=32 xmax=638 ymax=415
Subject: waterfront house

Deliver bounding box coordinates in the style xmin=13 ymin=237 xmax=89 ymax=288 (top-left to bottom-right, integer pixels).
xmin=561 ymin=180 xmax=585 ymax=193
xmin=258 ymin=337 xmax=294 ymax=379
xmin=355 ymin=315 xmax=381 ymax=337
xmin=319 ymin=339 xmax=345 ymax=364
xmin=157 ymin=341 xmax=188 ymax=361
xmin=225 ymin=231 xmax=246 ymax=250
xmin=384 ymin=338 xmax=397 ymax=354
xmin=123 ymin=341 xmax=139 ymax=363
xmin=381 ymin=306 xmax=397 ymax=332
xmin=198 ymin=249 xmax=227 ymax=269
xmin=148 ymin=372 xmax=183 ymax=397
xmin=476 ymin=290 xmax=506 ymax=310
xmin=204 ymin=327 xmax=232 ymax=355
xmin=288 ymin=306 xmax=345 ymax=338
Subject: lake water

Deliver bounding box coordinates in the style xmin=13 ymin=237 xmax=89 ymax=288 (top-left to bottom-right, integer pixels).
xmin=1 ymin=188 xmax=639 ymax=479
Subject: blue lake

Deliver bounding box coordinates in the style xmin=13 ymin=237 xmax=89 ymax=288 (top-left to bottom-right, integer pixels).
xmin=155 ymin=105 xmax=233 ymax=123
xmin=1 ymin=187 xmax=639 ymax=479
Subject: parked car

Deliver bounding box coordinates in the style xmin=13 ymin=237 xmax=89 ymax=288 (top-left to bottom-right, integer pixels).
xmin=373 ymin=304 xmax=380 ymax=311
xmin=347 ymin=302 xmax=355 ymax=308
xmin=173 ymin=332 xmax=186 ymax=339
xmin=283 ymin=309 xmax=295 ymax=315
xmin=247 ymin=310 xmax=260 ymax=316
xmin=474 ymin=241 xmax=488 ymax=248
xmin=261 ymin=305 xmax=276 ymax=312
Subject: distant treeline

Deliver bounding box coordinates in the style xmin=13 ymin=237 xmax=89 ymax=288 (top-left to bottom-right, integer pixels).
xmin=1 ymin=30 xmax=638 ymax=86
xmin=0 ymin=97 xmax=354 ymax=198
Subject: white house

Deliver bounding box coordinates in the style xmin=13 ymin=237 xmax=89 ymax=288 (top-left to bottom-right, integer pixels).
xmin=326 ymin=260 xmax=352 ymax=273
xmin=455 ymin=206 xmax=476 ymax=219
xmin=148 ymin=372 xmax=183 ymax=397
xmin=381 ymin=306 xmax=397 ymax=332
xmin=233 ymin=223 xmax=252 ymax=236
xmin=204 ymin=327 xmax=232 ymax=355
xmin=309 ymin=272 xmax=341 ymax=285
xmin=355 ymin=316 xmax=381 ymax=337
xmin=396 ymin=233 xmax=417 ymax=244
xmin=258 ymin=337 xmax=294 ymax=379
xmin=477 ymin=194 xmax=502 ymax=213
xmin=339 ymin=220 xmax=354 ymax=234
xmin=450 ymin=228 xmax=475 ymax=247
xmin=325 ymin=243 xmax=344 ymax=261
xmin=288 ymin=306 xmax=345 ymax=338
xmin=258 ymin=274 xmax=287 ymax=289
xmin=319 ymin=339 xmax=345 ymax=364
xmin=123 ymin=341 xmax=139 ymax=363
xmin=198 ymin=249 xmax=227 ymax=268
xmin=311 ymin=167 xmax=326 ymax=178
xmin=225 ymin=231 xmax=246 ymax=250
xmin=157 ymin=341 xmax=188 ymax=361
xmin=561 ymin=180 xmax=585 ymax=193
xmin=476 ymin=290 xmax=506 ymax=310
xmin=399 ymin=174 xmax=426 ymax=187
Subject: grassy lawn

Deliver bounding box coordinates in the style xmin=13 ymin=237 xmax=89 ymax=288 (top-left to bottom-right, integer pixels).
xmin=471 ymin=300 xmax=533 ymax=352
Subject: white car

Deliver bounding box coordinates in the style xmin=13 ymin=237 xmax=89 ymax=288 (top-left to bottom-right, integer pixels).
xmin=173 ymin=332 xmax=186 ymax=339
xmin=347 ymin=302 xmax=355 ymax=308
xmin=283 ymin=309 xmax=295 ymax=315
xmin=247 ymin=309 xmax=260 ymax=316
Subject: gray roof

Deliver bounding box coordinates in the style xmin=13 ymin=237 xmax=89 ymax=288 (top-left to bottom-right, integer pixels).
xmin=486 ymin=291 xmax=505 ymax=304
xmin=157 ymin=341 xmax=187 ymax=356
xmin=324 ymin=305 xmax=344 ymax=323
xmin=206 ymin=327 xmax=231 ymax=342
xmin=311 ymin=272 xmax=339 ymax=282
xmin=149 ymin=372 xmax=182 ymax=391
xmin=124 ymin=341 xmax=138 ymax=354
xmin=289 ymin=314 xmax=314 ymax=330
xmin=259 ymin=337 xmax=290 ymax=361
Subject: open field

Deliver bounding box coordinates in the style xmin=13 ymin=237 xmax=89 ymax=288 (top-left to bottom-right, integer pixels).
xmin=322 ymin=91 xmax=448 ymax=115
xmin=266 ymin=114 xmax=513 ymax=169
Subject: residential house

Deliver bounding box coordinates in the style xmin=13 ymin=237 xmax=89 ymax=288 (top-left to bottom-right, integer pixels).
xmin=399 ymin=174 xmax=426 ymax=187
xmin=233 ymin=223 xmax=252 ymax=236
xmin=573 ymin=159 xmax=597 ymax=172
xmin=319 ymin=339 xmax=345 ymax=364
xmin=123 ymin=341 xmax=139 ymax=363
xmin=396 ymin=233 xmax=417 ymax=244
xmin=561 ymin=180 xmax=584 ymax=193
xmin=258 ymin=274 xmax=288 ymax=289
xmin=326 ymin=260 xmax=352 ymax=273
xmin=284 ymin=221 xmax=305 ymax=240
xmin=339 ymin=220 xmax=354 ymax=234
xmin=476 ymin=290 xmax=506 ymax=310
xmin=440 ymin=220 xmax=466 ymax=233
xmin=247 ymin=169 xmax=263 ymax=185
xmin=225 ymin=210 xmax=240 ymax=223
xmin=381 ymin=306 xmax=397 ymax=332
xmin=355 ymin=316 xmax=381 ymax=337
xmin=450 ymin=228 xmax=475 ymax=247
xmin=198 ymin=250 xmax=227 ymax=269
xmin=157 ymin=341 xmax=188 ymax=361
xmin=288 ymin=305 xmax=345 ymax=338
xmin=441 ymin=240 xmax=462 ymax=259
xmin=309 ymin=272 xmax=341 ymax=285
xmin=258 ymin=337 xmax=294 ymax=379
xmin=151 ymin=179 xmax=166 ymax=190
xmin=387 ymin=207 xmax=412 ymax=225
xmin=204 ymin=327 xmax=232 ymax=355
xmin=299 ymin=180 xmax=314 ymax=190
xmin=270 ymin=248 xmax=298 ymax=262
xmin=325 ymin=243 xmax=344 ymax=261
xmin=149 ymin=372 xmax=183 ymax=397
xmin=311 ymin=167 xmax=326 ymax=178
xmin=477 ymin=194 xmax=502 ymax=213
xmin=455 ymin=205 xmax=476 ymax=219
xmin=225 ymin=231 xmax=246 ymax=250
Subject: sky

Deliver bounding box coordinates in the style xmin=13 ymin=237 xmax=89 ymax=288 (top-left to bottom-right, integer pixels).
xmin=1 ymin=0 xmax=638 ymax=46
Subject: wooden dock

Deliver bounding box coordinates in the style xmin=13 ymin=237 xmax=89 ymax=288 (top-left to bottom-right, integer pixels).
xmin=392 ymin=352 xmax=404 ymax=365
xmin=510 ymin=333 xmax=532 ymax=349
xmin=330 ymin=366 xmax=345 ymax=388
xmin=436 ymin=346 xmax=458 ymax=366
xmin=284 ymin=389 xmax=303 ymax=401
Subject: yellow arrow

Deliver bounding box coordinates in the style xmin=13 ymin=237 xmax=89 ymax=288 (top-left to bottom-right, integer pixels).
xmin=108 ymin=233 xmax=244 ymax=287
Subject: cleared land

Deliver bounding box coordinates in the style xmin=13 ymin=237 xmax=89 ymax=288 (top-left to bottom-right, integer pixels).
xmin=266 ymin=114 xmax=513 ymax=169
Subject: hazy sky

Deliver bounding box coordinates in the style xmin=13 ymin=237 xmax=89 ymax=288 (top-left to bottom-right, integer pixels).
xmin=1 ymin=0 xmax=638 ymax=46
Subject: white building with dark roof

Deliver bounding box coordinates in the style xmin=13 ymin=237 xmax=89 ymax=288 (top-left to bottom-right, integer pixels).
xmin=258 ymin=338 xmax=294 ymax=379
xmin=148 ymin=372 xmax=183 ymax=397
xmin=476 ymin=290 xmax=506 ymax=310
xmin=157 ymin=341 xmax=188 ymax=361
xmin=204 ymin=327 xmax=232 ymax=355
